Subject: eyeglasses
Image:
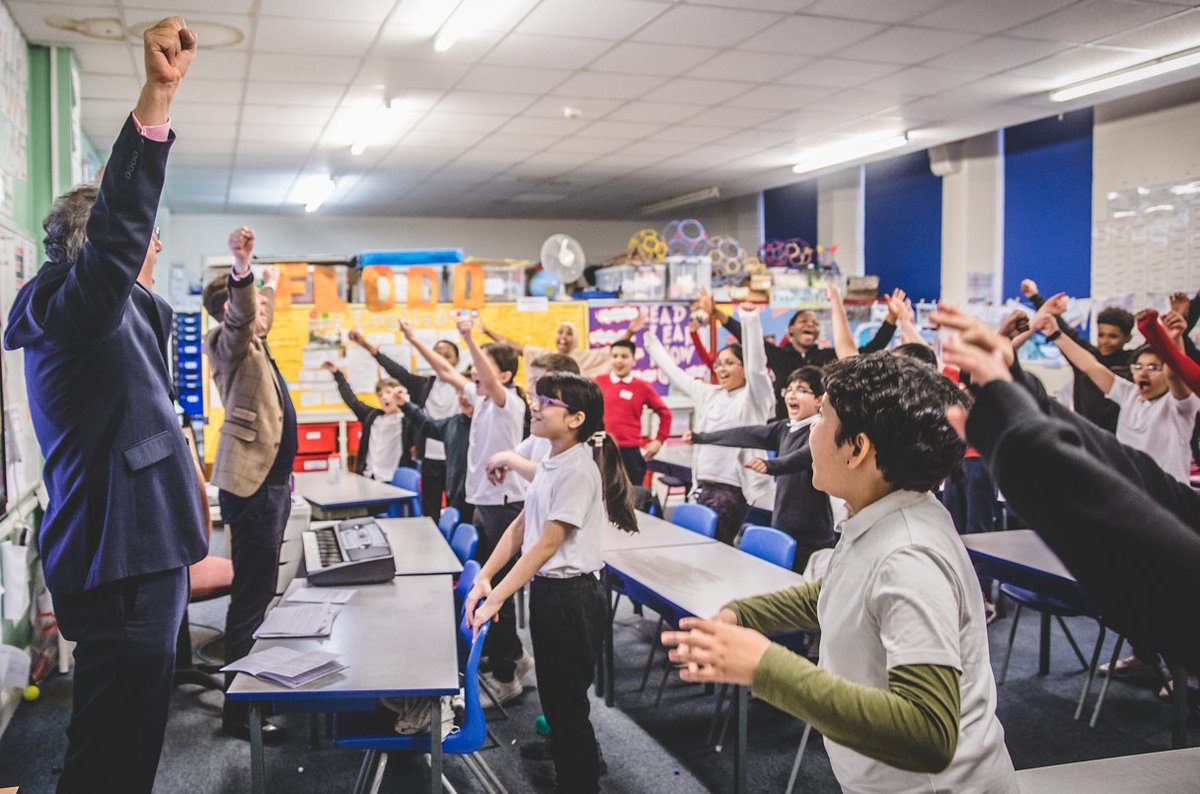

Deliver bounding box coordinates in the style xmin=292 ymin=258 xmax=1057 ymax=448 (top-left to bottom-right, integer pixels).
xmin=532 ymin=394 xmax=570 ymax=410
xmin=781 ymin=385 xmax=815 ymax=397
xmin=1130 ymin=363 xmax=1164 ymax=372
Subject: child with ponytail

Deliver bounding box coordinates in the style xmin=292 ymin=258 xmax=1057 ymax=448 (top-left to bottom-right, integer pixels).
xmin=466 ymin=372 xmax=636 ymax=793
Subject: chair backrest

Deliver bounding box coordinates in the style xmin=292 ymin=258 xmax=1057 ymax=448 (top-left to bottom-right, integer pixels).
xmin=454 ymin=611 xmax=491 ymax=751
xmin=455 ymin=559 xmax=481 ymax=605
xmin=388 ymin=467 xmax=422 ymax=517
xmin=738 ymin=525 xmax=797 ymax=570
xmin=671 ymin=503 xmax=718 ymax=538
xmin=450 ymin=523 xmax=479 ymax=563
xmin=437 ymin=506 xmax=461 ymax=540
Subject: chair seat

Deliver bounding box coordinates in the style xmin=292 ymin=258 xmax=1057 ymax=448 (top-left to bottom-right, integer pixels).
xmin=190 ymin=554 xmax=234 ymax=599
xmin=659 ymin=475 xmax=690 ymax=488
xmin=999 ymin=583 xmax=1088 ymax=616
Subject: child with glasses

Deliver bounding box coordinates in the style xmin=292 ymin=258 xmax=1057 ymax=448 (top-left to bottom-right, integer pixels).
xmin=686 ymin=366 xmax=833 ymax=571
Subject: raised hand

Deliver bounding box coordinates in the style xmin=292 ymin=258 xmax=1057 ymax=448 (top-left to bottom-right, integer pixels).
xmin=941 ymin=334 xmax=1012 ymax=387
xmin=320 ymin=361 xmax=338 ymax=372
xmin=996 ymin=310 xmax=1030 ymax=341
xmin=885 ymin=287 xmax=907 ymax=321
xmin=627 ymin=309 xmax=647 ymax=336
xmin=348 ymin=329 xmax=378 ymax=355
xmin=1162 ymin=310 xmax=1188 ymax=344
xmin=1170 ymin=292 xmax=1191 ymax=316
xmin=929 ymin=301 xmax=1016 ymax=367
xmin=1043 ymin=292 xmax=1069 ymax=316
xmin=825 ymin=280 xmax=842 ymax=302
xmin=680 ymin=430 xmax=693 ymax=445
xmin=696 ymin=287 xmax=715 ymax=316
xmin=744 ymin=458 xmax=768 ymax=474
xmin=1032 ymin=310 xmax=1058 ymax=336
xmin=259 ymin=264 xmax=278 ymax=289
xmin=143 ymin=16 xmax=196 ymax=88
xmin=455 ymin=311 xmax=474 ymax=339
xmin=228 ymin=226 xmax=254 ymax=271
xmin=397 ymin=318 xmax=414 ymax=339
xmin=686 ymin=317 xmax=700 ymax=334
xmin=1020 ymin=279 xmax=1039 ymax=298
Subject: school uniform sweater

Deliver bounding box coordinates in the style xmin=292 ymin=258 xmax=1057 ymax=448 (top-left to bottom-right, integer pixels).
xmin=400 ymin=403 xmax=470 ymax=513
xmin=595 ymin=372 xmax=672 ymax=448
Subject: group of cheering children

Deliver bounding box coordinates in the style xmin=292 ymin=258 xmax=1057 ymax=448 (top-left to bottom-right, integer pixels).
xmin=319 ymin=281 xmax=1200 ymax=794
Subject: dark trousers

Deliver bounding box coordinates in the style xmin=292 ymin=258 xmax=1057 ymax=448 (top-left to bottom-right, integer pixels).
xmin=530 ymin=574 xmax=606 ymax=794
xmin=618 ymin=446 xmax=647 ymax=487
xmin=420 ymin=458 xmax=447 ymax=522
xmin=942 ymin=457 xmax=997 ymax=536
xmin=53 ymin=566 xmax=188 ymax=794
xmin=696 ymin=480 xmax=749 ymax=546
xmin=219 ymin=483 xmax=291 ymax=722
xmin=473 ymin=501 xmax=525 ymax=682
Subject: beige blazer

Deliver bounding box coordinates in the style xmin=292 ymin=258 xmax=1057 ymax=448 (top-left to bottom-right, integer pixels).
xmin=205 ymin=278 xmax=285 ymax=497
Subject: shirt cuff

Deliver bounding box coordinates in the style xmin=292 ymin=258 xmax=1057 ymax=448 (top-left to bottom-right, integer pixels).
xmin=131 ymin=111 xmax=171 ymax=142
xmin=229 ymin=270 xmax=255 ymax=289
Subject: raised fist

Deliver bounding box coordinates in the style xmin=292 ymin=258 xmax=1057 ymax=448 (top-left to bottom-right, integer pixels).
xmin=142 ymin=17 xmax=196 ymax=87
xmin=1020 ymin=279 xmax=1038 ymax=298
xmin=228 ymin=226 xmax=254 ymax=268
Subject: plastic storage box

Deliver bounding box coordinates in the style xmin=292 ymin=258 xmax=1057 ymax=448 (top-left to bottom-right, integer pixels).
xmin=622 ymin=265 xmax=666 ymax=301
xmin=483 ymin=265 xmax=526 ymax=301
xmin=296 ymin=422 xmax=338 ymax=455
xmin=595 ymin=265 xmax=630 ymax=295
xmin=667 ymin=256 xmax=712 ymax=300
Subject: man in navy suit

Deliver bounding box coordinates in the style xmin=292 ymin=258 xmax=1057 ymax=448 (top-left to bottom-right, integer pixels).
xmin=3 ymin=18 xmax=205 ymax=794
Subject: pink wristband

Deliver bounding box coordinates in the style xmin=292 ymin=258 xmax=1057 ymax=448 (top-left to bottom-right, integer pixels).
xmin=131 ymin=111 xmax=171 ymax=142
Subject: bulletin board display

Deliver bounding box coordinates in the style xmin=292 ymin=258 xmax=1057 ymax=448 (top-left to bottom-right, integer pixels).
xmin=587 ymin=301 xmax=704 ymax=396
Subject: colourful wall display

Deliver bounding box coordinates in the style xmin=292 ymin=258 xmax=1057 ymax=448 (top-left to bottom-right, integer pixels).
xmin=587 ymin=301 xmax=704 ymax=396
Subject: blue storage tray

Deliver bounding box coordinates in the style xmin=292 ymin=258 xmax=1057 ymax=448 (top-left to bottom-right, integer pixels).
xmin=357 ymin=249 xmax=464 ymax=266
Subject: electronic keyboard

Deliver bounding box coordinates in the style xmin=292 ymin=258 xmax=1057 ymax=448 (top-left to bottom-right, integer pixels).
xmin=302 ymin=517 xmax=396 ymax=587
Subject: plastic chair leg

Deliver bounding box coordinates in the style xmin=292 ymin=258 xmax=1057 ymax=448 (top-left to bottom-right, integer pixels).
xmin=654 ymin=654 xmax=672 ymax=707
xmin=999 ymin=603 xmax=1023 ymax=684
xmin=707 ymin=684 xmax=730 ymax=747
xmin=1054 ymin=615 xmax=1090 ymax=670
xmin=478 ymin=676 xmax=511 ymax=721
xmin=517 ymin=585 xmax=526 ymax=630
xmin=639 ymin=617 xmax=665 ymax=691
xmin=1076 ymin=623 xmax=1107 ymax=721
xmin=784 ymin=722 xmax=814 ymax=794
xmin=715 ymin=692 xmax=735 ymax=752
xmin=1090 ymin=634 xmax=1126 ymax=728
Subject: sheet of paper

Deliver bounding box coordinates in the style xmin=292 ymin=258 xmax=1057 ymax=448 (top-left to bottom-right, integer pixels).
xmin=285 ymin=587 xmax=356 ymax=605
xmin=222 ymin=646 xmax=347 ymax=688
xmin=252 ymin=603 xmax=340 ymax=638
xmin=1 ymin=542 xmax=30 ymax=621
xmin=0 ymin=644 xmax=30 ymax=688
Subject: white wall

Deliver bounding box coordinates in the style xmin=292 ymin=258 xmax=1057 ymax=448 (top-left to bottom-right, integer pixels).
xmin=940 ymin=133 xmax=1004 ymax=306
xmin=817 ymin=167 xmax=865 ymax=276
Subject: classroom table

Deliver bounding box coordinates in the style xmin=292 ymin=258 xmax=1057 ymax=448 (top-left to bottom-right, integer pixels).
xmin=646 ymin=442 xmax=692 ymax=483
xmin=602 ymin=510 xmax=719 ymax=553
xmin=1014 ymin=747 xmax=1200 ymax=793
xmin=377 ymin=517 xmax=463 ymax=576
xmin=292 ymin=470 xmax=417 ymax=520
xmin=963 ymin=530 xmax=1189 ymax=749
xmin=227 ymin=575 xmax=459 ymax=794
xmin=603 ymin=538 xmax=807 ymax=794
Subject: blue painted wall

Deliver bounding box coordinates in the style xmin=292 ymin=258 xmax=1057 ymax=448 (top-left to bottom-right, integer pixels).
xmin=1003 ymin=108 xmax=1094 ymax=300
xmin=864 ymin=151 xmax=943 ymax=301
xmin=762 ymin=179 xmax=818 ymax=245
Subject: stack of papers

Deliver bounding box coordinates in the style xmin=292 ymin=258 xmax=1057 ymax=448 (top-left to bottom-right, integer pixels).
xmin=253 ymin=603 xmax=340 ymax=639
xmin=222 ymin=647 xmax=347 ymax=688
xmin=286 ymin=587 xmax=355 ymax=605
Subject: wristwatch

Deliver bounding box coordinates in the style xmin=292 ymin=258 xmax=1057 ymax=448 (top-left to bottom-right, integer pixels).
xmin=1045 ymin=329 xmax=1062 ymax=342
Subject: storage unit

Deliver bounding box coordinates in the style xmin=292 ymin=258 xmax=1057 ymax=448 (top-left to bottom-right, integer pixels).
xmin=622 ymin=264 xmax=666 ymax=301
xmin=173 ymin=311 xmax=204 ymax=418
xmin=293 ymin=452 xmax=340 ymax=473
xmin=483 ymin=264 xmax=526 ymax=301
xmin=667 ymin=256 xmax=712 ymax=300
xmin=297 ymin=422 xmax=339 ymax=455
xmin=346 ymin=421 xmax=363 ymax=454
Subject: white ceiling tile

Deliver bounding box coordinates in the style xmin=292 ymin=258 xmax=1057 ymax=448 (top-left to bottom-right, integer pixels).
xmin=686 ymin=50 xmax=810 ymax=82
xmin=452 ymin=148 xmax=532 ymax=166
xmin=1096 ymin=6 xmax=1200 ymax=52
xmin=252 ymin=16 xmax=379 ymax=56
xmin=258 ymin=0 xmax=396 ymax=22
xmin=77 ymin=98 xmax=138 ymax=122
xmin=228 ymin=169 xmax=300 ymax=190
xmin=521 ymin=95 xmax=627 ymax=118
xmin=840 ymin=26 xmax=981 ymax=64
xmin=359 ymin=58 xmax=471 ymax=91
xmin=579 ymin=119 xmax=667 ymax=139
xmin=71 ymin=43 xmax=135 ymax=76
xmin=80 ymin=73 xmax=140 ymax=100
xmin=813 ymin=88 xmax=905 ymax=113
xmin=545 ymin=137 xmax=627 ymax=155
xmin=911 ymin=0 xmax=1076 ymax=34
xmin=414 ymin=112 xmax=512 ymax=133
xmin=174 ymin=77 xmax=243 ymax=104
xmin=175 ymin=122 xmax=239 ymax=142
xmin=928 ymin=35 xmax=1073 ymax=72
xmin=239 ymin=123 xmax=324 ymax=144
xmin=713 ymin=127 xmax=795 ymax=148
xmin=756 ymin=108 xmax=861 ymax=133
xmin=552 ymin=72 xmax=667 ymax=99
xmin=457 ymin=65 xmax=574 ymax=94
xmin=434 ymin=91 xmax=536 ymax=115
xmin=740 ymin=15 xmax=886 ymax=55
xmin=373 ymin=24 xmax=497 ymax=61
xmin=605 ymin=100 xmax=708 ymax=123
xmin=475 ymin=132 xmax=564 ymax=151
xmin=804 ymin=0 xmax=952 ymax=24
xmin=5 ymin=3 xmax=124 ymax=45
xmin=646 ymin=125 xmax=734 ymax=144
xmin=167 ymin=151 xmax=234 ymax=168
xmin=498 ymin=116 xmax=587 ymax=135
xmin=239 ymin=104 xmax=335 ymax=126
xmin=248 ymin=53 xmax=360 ymax=84
xmin=168 ymin=102 xmax=242 ymax=126
xmin=401 ymin=129 xmax=488 ymax=148
xmin=1008 ymin=44 xmax=1153 ymax=82
xmin=641 ymin=77 xmax=757 ymax=104
xmin=191 ymin=50 xmax=248 ymax=80
xmin=865 ymin=65 xmax=989 ymax=96
xmin=243 ymin=81 xmax=345 ymax=106
xmin=931 ymin=73 xmax=1055 ymax=104
xmin=632 ymin=5 xmax=782 ymax=47
xmin=616 ymin=139 xmax=698 ymax=157
xmin=127 ymin=1 xmax=256 ymax=15
xmin=690 ymin=105 xmax=784 ymax=128
xmin=227 ymin=186 xmax=286 ymax=205
xmin=589 ymin=42 xmax=720 ymax=76
xmin=725 ymin=83 xmax=837 ymax=109
xmin=483 ymin=33 xmax=614 ymax=69
xmin=776 ymin=57 xmax=898 ymax=88
xmin=517 ymin=0 xmax=670 ymax=39
xmin=1009 ymin=0 xmax=1185 ymax=43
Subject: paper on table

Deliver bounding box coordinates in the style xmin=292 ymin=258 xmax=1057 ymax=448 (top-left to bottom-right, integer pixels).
xmin=286 ymin=587 xmax=356 ymax=605
xmin=0 ymin=644 xmax=30 ymax=688
xmin=252 ymin=603 xmax=340 ymax=638
xmin=222 ymin=646 xmax=347 ymax=688
xmin=0 ymin=542 xmax=30 ymax=622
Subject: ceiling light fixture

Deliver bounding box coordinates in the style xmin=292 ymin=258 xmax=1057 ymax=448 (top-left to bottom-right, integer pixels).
xmin=297 ymin=176 xmax=336 ymax=213
xmin=349 ymin=99 xmax=408 ymax=156
xmin=1049 ymin=45 xmax=1200 ymax=103
xmin=431 ymin=0 xmax=517 ymax=53
xmin=641 ymin=186 xmax=721 ymax=215
xmin=791 ymin=132 xmax=908 ymax=175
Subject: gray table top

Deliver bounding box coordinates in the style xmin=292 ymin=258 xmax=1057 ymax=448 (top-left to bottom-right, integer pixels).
xmin=227 ymin=575 xmax=459 ymax=701
xmin=605 ymin=541 xmax=807 ymax=618
xmin=602 ymin=510 xmax=718 ymax=552
xmin=961 ymin=529 xmax=1075 ymax=582
xmin=292 ymin=470 xmax=417 ymax=509
xmin=1014 ymin=747 xmax=1200 ymax=792
xmin=378 ymin=517 xmax=464 ymax=576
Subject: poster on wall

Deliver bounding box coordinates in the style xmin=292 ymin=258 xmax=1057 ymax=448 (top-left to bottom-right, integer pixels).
xmin=587 ymin=302 xmax=704 ymax=396
xmin=0 ymin=2 xmax=28 ymax=224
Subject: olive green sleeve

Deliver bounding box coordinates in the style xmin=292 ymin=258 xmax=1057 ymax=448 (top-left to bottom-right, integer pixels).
xmin=752 ymin=645 xmax=961 ymax=774
xmin=727 ymin=579 xmax=822 ymax=634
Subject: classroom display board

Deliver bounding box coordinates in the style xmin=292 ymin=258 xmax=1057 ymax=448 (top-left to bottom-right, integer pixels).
xmin=587 ymin=302 xmax=703 ymax=395
xmin=0 ymin=4 xmax=28 ymax=224
xmin=0 ymin=223 xmax=39 ymax=500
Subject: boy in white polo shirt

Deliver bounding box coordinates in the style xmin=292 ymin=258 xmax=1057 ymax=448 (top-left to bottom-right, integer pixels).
xmin=662 ymin=353 xmax=1017 ymax=793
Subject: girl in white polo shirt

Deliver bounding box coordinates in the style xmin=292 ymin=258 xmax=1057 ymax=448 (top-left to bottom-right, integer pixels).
xmin=467 ymin=372 xmax=637 ymax=794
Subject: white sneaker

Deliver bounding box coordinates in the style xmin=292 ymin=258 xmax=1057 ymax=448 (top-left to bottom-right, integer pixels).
xmin=480 ymin=673 xmax=523 ymax=709
xmin=514 ymin=651 xmax=536 ymax=681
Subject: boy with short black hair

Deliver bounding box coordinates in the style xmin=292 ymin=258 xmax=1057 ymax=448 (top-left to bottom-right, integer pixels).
xmin=595 ymin=338 xmax=672 ymax=486
xmin=321 ymin=363 xmax=414 ymax=482
xmin=663 ymin=352 xmax=1017 ymax=792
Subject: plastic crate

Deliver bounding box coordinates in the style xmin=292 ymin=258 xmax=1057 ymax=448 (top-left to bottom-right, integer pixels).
xmin=483 ymin=265 xmax=526 ymax=301
xmin=297 ymin=422 xmax=338 ymax=454
xmin=595 ymin=265 xmax=630 ymax=294
xmin=347 ymin=421 xmax=363 ymax=454
xmin=293 ymin=453 xmax=339 ymax=473
xmin=622 ymin=265 xmax=666 ymax=301
xmin=667 ymin=256 xmax=712 ymax=300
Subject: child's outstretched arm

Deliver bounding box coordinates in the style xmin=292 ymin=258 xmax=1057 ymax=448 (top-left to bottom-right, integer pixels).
xmin=400 ymin=318 xmax=468 ymax=391
xmin=458 ymin=312 xmax=509 ymax=405
xmin=1141 ymin=309 xmax=1197 ymax=398
xmin=1034 ymin=297 xmax=1114 ymax=394
xmin=469 ymin=518 xmax=568 ymax=633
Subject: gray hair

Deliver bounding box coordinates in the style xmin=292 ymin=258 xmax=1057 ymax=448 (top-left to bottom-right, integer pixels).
xmin=42 ymin=183 xmax=99 ymax=266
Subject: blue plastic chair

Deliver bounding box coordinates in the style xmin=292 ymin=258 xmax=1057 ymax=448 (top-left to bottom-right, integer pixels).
xmin=388 ymin=466 xmax=422 ymax=518
xmin=335 ymin=617 xmax=497 ymax=792
xmin=671 ymin=503 xmax=718 ymax=538
xmin=739 ymin=525 xmax=797 ymax=570
xmin=437 ymin=506 xmax=461 ymax=540
xmin=450 ymin=524 xmax=479 ymax=564
xmin=455 ymin=560 xmax=481 ymax=607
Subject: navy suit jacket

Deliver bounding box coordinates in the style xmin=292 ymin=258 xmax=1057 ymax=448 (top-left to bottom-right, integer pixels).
xmin=3 ymin=115 xmax=207 ymax=595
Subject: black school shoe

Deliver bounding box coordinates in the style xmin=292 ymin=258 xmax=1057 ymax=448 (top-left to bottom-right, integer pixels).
xmin=527 ymin=744 xmax=607 ymax=788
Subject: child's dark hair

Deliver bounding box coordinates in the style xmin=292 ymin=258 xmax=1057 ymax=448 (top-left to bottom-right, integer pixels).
xmin=435 ymin=339 xmax=460 ymax=360
xmin=822 ymin=352 xmax=967 ymax=493
xmin=788 ymin=366 xmax=824 ymax=397
xmin=530 ymin=352 xmax=581 ymax=375
xmin=893 ymin=342 xmax=939 ymax=368
xmin=536 ymin=372 xmax=638 ymax=534
xmin=1131 ymin=344 xmax=1160 ymax=363
xmin=610 ymin=339 xmax=636 ymax=355
xmin=1097 ymin=306 xmax=1135 ymax=336
xmin=720 ymin=343 xmax=744 ymax=363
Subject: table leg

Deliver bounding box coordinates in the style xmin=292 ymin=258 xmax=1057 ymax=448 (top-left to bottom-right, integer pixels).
xmin=1171 ymin=659 xmax=1188 ymax=749
xmin=1038 ymin=612 xmax=1051 ymax=676
xmin=250 ymin=702 xmax=266 ymax=794
xmin=733 ymin=685 xmax=748 ymax=794
xmin=603 ymin=568 xmax=615 ymax=707
xmin=429 ymin=698 xmax=443 ymax=794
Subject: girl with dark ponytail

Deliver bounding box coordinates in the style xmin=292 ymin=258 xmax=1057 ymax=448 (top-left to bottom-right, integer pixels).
xmin=466 ymin=372 xmax=635 ymax=793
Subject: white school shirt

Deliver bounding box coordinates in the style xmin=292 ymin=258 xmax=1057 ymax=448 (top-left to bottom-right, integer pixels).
xmin=522 ymin=442 xmax=604 ymax=578
xmin=364 ymin=412 xmax=404 ymax=483
xmin=1106 ymin=377 xmax=1200 ymax=484
xmin=463 ymin=382 xmax=528 ymax=506
xmin=515 ymin=434 xmax=552 ymax=467
xmin=422 ymin=379 xmax=460 ymax=461
xmin=817 ymin=490 xmax=1017 ymax=794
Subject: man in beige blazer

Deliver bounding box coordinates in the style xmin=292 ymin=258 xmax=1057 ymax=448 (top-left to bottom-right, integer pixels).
xmin=202 ymin=226 xmax=297 ymax=743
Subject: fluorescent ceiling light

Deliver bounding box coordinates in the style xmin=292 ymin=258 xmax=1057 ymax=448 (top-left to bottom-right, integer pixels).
xmin=433 ymin=0 xmax=515 ymax=53
xmin=350 ymin=99 xmax=409 ymax=156
xmin=293 ymin=176 xmax=336 ymax=213
xmin=1049 ymin=45 xmax=1200 ymax=102
xmin=641 ymin=186 xmax=721 ymax=215
xmin=791 ymin=133 xmax=908 ymax=175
